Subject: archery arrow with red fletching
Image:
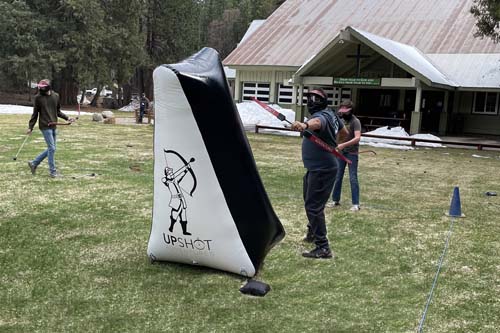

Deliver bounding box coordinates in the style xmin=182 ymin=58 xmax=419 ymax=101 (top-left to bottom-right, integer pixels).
xmin=251 ymin=97 xmax=351 ymax=164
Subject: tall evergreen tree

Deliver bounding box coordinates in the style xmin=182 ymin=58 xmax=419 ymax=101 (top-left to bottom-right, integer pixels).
xmin=0 ymin=1 xmax=42 ymax=92
xmin=0 ymin=0 xmax=284 ymax=105
xmin=471 ymin=0 xmax=500 ymax=43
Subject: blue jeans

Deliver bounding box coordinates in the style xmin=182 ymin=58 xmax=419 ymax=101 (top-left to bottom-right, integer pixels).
xmin=332 ymin=152 xmax=359 ymax=205
xmin=33 ymin=128 xmax=57 ymax=174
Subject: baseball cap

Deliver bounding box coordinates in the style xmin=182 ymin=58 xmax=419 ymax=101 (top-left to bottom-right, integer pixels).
xmin=338 ymin=100 xmax=354 ymax=113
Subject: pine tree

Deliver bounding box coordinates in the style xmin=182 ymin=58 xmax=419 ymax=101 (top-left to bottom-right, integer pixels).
xmin=471 ymin=0 xmax=500 ymax=42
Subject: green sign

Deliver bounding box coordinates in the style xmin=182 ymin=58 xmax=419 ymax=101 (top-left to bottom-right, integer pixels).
xmin=333 ymin=77 xmax=381 ymax=86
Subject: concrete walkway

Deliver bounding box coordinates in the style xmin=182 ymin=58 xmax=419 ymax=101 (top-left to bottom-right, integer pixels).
xmin=439 ymin=135 xmax=500 ymax=151
xmin=440 ymin=135 xmax=500 ymax=145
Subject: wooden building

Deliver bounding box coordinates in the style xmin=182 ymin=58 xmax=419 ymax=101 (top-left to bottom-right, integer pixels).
xmin=223 ymin=0 xmax=500 ymax=135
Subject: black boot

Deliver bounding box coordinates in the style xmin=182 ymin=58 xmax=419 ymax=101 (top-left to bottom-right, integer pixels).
xmin=180 ymin=221 xmax=191 ymax=236
xmin=169 ymin=216 xmax=176 ymax=232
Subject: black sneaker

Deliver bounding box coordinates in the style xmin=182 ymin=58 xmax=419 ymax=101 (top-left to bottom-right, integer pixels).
xmin=302 ymin=234 xmax=314 ymax=243
xmin=302 ymin=247 xmax=333 ymax=259
xmin=28 ymin=161 xmax=37 ymax=175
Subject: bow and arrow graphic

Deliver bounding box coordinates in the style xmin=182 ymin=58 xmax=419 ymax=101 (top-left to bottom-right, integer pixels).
xmin=162 ymin=149 xmax=197 ymax=235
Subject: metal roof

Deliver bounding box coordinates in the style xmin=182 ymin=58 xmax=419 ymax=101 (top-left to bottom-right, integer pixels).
xmin=351 ymin=28 xmax=456 ymax=87
xmin=427 ymin=54 xmax=500 ymax=89
xmin=224 ymin=0 xmax=500 ymax=67
xmin=239 ymin=20 xmax=266 ymax=44
xmin=224 ymin=20 xmax=266 ymax=79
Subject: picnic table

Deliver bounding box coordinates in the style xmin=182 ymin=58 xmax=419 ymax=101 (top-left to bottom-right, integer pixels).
xmin=357 ymin=115 xmax=408 ymax=131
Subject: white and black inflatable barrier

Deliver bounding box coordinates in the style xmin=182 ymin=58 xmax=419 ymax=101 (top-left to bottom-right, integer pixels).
xmin=147 ymin=47 xmax=285 ymax=277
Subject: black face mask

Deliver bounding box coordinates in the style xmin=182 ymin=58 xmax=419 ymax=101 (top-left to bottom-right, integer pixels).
xmin=339 ymin=112 xmax=352 ymax=120
xmin=39 ymin=87 xmax=50 ymax=95
xmin=307 ymin=95 xmax=327 ymax=113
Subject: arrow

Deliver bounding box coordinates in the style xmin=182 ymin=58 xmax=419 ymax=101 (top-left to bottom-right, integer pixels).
xmin=251 ymin=97 xmax=351 ymax=164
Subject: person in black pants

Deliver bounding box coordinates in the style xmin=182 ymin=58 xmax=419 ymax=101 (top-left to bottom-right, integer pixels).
xmin=291 ymin=88 xmax=349 ymax=259
xmin=138 ymin=93 xmax=150 ymax=123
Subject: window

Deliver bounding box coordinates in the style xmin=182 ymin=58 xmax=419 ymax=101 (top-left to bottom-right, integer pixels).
xmin=242 ymin=82 xmax=270 ymax=102
xmin=472 ymin=92 xmax=499 ymax=115
xmin=278 ymin=84 xmax=294 ymax=104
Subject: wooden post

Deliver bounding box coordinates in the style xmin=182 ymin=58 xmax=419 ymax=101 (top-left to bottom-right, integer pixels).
xmin=410 ymin=80 xmax=423 ymax=134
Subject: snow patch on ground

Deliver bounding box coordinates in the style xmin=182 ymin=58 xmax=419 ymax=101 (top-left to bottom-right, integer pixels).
xmin=361 ymin=126 xmax=444 ymax=150
xmin=236 ymin=101 xmax=299 ymax=136
xmin=119 ymin=99 xmax=139 ymax=112
xmin=0 ymin=104 xmax=90 ymax=116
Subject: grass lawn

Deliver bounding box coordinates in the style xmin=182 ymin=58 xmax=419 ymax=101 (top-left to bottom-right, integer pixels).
xmin=1 ymin=114 xmax=499 ymax=332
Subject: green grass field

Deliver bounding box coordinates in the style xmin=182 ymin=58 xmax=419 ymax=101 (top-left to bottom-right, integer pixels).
xmin=1 ymin=114 xmax=499 ymax=332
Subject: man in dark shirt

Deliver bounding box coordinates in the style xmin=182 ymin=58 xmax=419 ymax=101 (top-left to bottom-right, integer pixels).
xmin=291 ymin=88 xmax=349 ymax=259
xmin=27 ymin=79 xmax=74 ymax=178
xmin=139 ymin=93 xmax=150 ymax=123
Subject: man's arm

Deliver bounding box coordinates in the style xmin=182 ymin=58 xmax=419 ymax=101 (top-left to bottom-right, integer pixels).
xmin=55 ymin=94 xmax=75 ymax=122
xmin=55 ymin=94 xmax=69 ymax=121
xmin=291 ymin=118 xmax=321 ymax=132
xmin=27 ymin=99 xmax=39 ymax=134
xmin=337 ymin=130 xmax=361 ymax=151
xmin=337 ymin=126 xmax=350 ymax=143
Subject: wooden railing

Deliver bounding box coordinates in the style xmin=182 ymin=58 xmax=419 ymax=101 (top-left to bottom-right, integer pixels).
xmin=361 ymin=133 xmax=500 ymax=150
xmin=254 ymin=124 xmax=500 ymax=151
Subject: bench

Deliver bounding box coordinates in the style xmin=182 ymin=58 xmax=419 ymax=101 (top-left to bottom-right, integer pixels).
xmin=357 ymin=115 xmax=407 ymax=132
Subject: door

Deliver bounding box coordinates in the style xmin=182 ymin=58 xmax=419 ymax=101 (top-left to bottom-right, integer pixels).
xmin=421 ymin=91 xmax=444 ymax=133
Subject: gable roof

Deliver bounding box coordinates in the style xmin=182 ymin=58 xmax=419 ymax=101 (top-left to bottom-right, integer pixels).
xmin=224 ymin=0 xmax=500 ymax=67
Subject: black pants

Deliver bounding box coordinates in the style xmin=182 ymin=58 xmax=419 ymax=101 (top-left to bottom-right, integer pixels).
xmin=303 ymin=168 xmax=336 ymax=249
xmin=139 ymin=108 xmax=145 ymax=122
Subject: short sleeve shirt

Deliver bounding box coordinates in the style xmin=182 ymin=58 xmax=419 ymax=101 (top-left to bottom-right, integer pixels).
xmin=302 ymin=108 xmax=344 ymax=170
xmin=341 ymin=115 xmax=362 ymax=153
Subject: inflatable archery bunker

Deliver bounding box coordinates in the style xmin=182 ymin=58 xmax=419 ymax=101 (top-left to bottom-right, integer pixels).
xmin=147 ymin=47 xmax=285 ymax=277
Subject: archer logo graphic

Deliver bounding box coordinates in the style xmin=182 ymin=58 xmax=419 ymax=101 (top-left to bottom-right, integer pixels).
xmin=162 ymin=149 xmax=197 ymax=236
xmin=161 ymin=149 xmax=213 ymax=254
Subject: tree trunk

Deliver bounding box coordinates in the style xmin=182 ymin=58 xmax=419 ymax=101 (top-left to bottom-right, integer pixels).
xmin=118 ymin=85 xmax=124 ymax=107
xmin=52 ymin=66 xmax=78 ymax=106
xmin=137 ymin=67 xmax=145 ymax=94
xmin=79 ymin=89 xmax=85 ymax=105
xmin=123 ymin=82 xmax=132 ymax=106
xmin=52 ymin=66 xmax=78 ymax=105
xmin=90 ymin=84 xmax=102 ymax=107
xmin=143 ymin=67 xmax=154 ymax=100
